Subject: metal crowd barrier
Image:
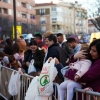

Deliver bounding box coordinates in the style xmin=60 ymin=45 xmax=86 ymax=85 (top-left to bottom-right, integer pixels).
xmin=0 ymin=66 xmax=33 ymax=100
xmin=0 ymin=66 xmax=100 ymax=100
xmin=75 ymin=88 xmax=100 ymax=100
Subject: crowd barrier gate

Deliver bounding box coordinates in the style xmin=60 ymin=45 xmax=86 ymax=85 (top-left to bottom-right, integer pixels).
xmin=0 ymin=66 xmax=100 ymax=100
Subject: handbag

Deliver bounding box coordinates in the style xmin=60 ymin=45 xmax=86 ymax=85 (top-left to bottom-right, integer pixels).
xmin=61 ymin=66 xmax=70 ymax=76
xmin=28 ymin=60 xmax=36 ymax=74
xmin=8 ymin=71 xmax=20 ymax=96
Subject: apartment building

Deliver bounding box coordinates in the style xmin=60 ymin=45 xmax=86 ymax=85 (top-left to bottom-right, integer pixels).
xmin=0 ymin=0 xmax=36 ymax=35
xmin=88 ymin=18 xmax=99 ymax=33
xmin=35 ymin=1 xmax=88 ymax=34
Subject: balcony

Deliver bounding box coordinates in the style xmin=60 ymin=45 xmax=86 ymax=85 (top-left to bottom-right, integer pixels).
xmin=52 ymin=21 xmax=63 ymax=25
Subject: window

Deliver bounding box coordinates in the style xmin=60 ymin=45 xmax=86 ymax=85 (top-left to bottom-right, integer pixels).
xmin=52 ymin=18 xmax=57 ymax=21
xmin=3 ymin=8 xmax=8 ymax=14
xmin=30 ymin=14 xmax=35 ymax=19
xmin=76 ymin=11 xmax=79 ymax=17
xmin=3 ymin=0 xmax=8 ymax=3
xmin=18 ymin=22 xmax=21 ymax=25
xmin=41 ymin=21 xmax=46 ymax=24
xmin=30 ymin=5 xmax=34 ymax=10
xmin=22 ymin=13 xmax=27 ymax=18
xmin=52 ymin=7 xmax=56 ymax=11
xmin=40 ymin=9 xmax=45 ymax=15
xmin=41 ymin=26 xmax=46 ymax=32
xmin=8 ymin=9 xmax=12 ymax=15
xmin=79 ymin=12 xmax=82 ymax=18
xmin=80 ymin=20 xmax=82 ymax=26
xmin=21 ymin=2 xmax=26 ymax=8
xmin=76 ymin=19 xmax=78 ymax=26
xmin=18 ymin=12 xmax=20 ymax=17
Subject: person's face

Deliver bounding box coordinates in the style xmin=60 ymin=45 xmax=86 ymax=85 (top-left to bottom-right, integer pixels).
xmin=30 ymin=44 xmax=38 ymax=52
xmin=90 ymin=45 xmax=100 ymax=59
xmin=57 ymin=36 xmax=63 ymax=43
xmin=67 ymin=42 xmax=75 ymax=49
xmin=45 ymin=38 xmax=53 ymax=47
xmin=34 ymin=37 xmax=38 ymax=42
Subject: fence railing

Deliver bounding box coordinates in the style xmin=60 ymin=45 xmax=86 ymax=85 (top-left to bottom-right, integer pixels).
xmin=0 ymin=66 xmax=100 ymax=100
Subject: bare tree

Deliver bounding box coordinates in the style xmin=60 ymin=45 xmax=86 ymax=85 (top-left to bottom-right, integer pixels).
xmin=89 ymin=0 xmax=100 ymax=31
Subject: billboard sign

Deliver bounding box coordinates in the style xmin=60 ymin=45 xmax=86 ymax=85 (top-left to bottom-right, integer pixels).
xmin=12 ymin=26 xmax=22 ymax=38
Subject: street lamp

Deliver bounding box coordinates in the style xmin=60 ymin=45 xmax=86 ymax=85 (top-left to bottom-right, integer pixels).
xmin=13 ymin=0 xmax=17 ymax=42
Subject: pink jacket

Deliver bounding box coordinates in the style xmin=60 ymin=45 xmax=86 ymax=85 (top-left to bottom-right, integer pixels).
xmin=69 ymin=59 xmax=92 ymax=78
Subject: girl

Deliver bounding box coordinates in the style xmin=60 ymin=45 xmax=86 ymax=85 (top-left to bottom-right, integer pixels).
xmin=59 ymin=43 xmax=92 ymax=100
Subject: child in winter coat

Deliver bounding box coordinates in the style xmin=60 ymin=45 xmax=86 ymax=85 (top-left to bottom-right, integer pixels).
xmin=59 ymin=43 xmax=92 ymax=100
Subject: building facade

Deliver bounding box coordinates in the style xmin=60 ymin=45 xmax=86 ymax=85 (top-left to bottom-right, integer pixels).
xmin=35 ymin=1 xmax=88 ymax=34
xmin=88 ymin=18 xmax=99 ymax=34
xmin=0 ymin=0 xmax=36 ymax=36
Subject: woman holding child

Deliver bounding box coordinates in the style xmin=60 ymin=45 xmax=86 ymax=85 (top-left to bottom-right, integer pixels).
xmin=54 ymin=39 xmax=100 ymax=100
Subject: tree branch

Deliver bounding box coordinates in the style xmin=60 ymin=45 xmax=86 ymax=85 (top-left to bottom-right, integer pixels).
xmin=90 ymin=19 xmax=100 ymax=31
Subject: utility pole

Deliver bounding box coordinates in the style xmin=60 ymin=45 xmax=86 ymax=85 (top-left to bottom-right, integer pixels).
xmin=13 ymin=0 xmax=17 ymax=42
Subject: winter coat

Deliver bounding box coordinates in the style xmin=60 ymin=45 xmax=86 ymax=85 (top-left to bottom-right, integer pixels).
xmin=45 ymin=43 xmax=68 ymax=66
xmin=61 ymin=41 xmax=73 ymax=57
xmin=69 ymin=59 xmax=92 ymax=78
xmin=22 ymin=48 xmax=45 ymax=73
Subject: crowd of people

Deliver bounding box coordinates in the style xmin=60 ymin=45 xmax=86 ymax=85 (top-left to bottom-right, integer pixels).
xmin=0 ymin=31 xmax=100 ymax=100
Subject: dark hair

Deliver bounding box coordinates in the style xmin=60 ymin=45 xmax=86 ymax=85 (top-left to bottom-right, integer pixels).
xmin=89 ymin=39 xmax=100 ymax=56
xmin=34 ymin=34 xmax=42 ymax=40
xmin=57 ymin=33 xmax=63 ymax=37
xmin=20 ymin=36 xmax=24 ymax=39
xmin=46 ymin=34 xmax=57 ymax=43
xmin=29 ymin=40 xmax=38 ymax=46
xmin=0 ymin=52 xmax=5 ymax=58
xmin=67 ymin=38 xmax=77 ymax=43
xmin=6 ymin=38 xmax=13 ymax=46
xmin=9 ymin=55 xmax=15 ymax=63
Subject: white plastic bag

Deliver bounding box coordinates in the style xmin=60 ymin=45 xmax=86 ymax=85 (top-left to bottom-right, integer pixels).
xmin=38 ymin=58 xmax=58 ymax=96
xmin=25 ymin=76 xmax=39 ymax=100
xmin=61 ymin=66 xmax=70 ymax=76
xmin=28 ymin=60 xmax=36 ymax=74
xmin=8 ymin=71 xmax=20 ymax=96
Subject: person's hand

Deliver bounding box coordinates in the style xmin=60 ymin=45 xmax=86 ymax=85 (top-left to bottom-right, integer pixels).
xmin=48 ymin=57 xmax=59 ymax=65
xmin=55 ymin=58 xmax=59 ymax=65
xmin=74 ymin=74 xmax=80 ymax=81
xmin=83 ymin=87 xmax=93 ymax=93
xmin=74 ymin=50 xmax=87 ymax=59
xmin=18 ymin=68 xmax=23 ymax=74
xmin=26 ymin=62 xmax=30 ymax=67
xmin=48 ymin=57 xmax=53 ymax=63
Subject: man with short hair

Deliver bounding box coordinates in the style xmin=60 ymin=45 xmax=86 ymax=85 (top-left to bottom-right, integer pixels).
xmin=67 ymin=37 xmax=81 ymax=54
xmin=44 ymin=34 xmax=67 ymax=66
xmin=57 ymin=33 xmax=73 ymax=57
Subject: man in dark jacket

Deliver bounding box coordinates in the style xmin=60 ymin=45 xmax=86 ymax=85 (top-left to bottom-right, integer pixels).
xmin=44 ymin=34 xmax=67 ymax=66
xmin=57 ymin=33 xmax=73 ymax=57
